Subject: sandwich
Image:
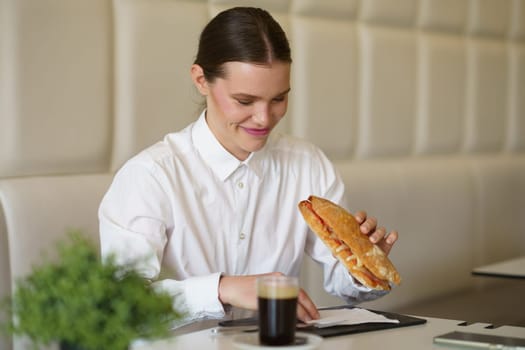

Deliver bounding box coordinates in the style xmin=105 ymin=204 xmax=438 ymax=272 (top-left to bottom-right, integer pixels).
xmin=298 ymin=195 xmax=401 ymax=290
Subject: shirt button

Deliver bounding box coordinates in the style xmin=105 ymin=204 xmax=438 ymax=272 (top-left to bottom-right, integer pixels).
xmin=237 ymin=182 xmax=244 ymax=189
xmin=239 ymin=233 xmax=246 ymax=240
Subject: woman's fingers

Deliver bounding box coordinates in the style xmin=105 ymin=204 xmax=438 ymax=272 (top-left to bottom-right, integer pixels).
xmin=378 ymin=230 xmax=398 ymax=255
xmin=296 ymin=288 xmax=319 ymax=323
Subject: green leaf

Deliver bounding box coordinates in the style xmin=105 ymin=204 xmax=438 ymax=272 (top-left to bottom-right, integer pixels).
xmin=1 ymin=231 xmax=183 ymax=350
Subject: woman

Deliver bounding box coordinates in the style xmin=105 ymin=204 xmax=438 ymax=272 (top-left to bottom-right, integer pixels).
xmin=99 ymin=7 xmax=398 ymax=326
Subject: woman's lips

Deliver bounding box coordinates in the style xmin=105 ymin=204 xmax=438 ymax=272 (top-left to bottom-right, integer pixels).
xmin=242 ymin=127 xmax=270 ymax=136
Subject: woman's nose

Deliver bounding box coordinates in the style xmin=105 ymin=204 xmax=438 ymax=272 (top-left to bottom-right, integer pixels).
xmin=253 ymin=106 xmax=271 ymax=124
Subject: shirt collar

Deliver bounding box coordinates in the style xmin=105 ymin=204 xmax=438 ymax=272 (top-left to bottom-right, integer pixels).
xmin=192 ymin=110 xmax=265 ymax=181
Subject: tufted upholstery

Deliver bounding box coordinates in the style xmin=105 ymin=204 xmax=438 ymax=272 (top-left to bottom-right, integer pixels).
xmin=1 ymin=0 xmax=524 ymax=348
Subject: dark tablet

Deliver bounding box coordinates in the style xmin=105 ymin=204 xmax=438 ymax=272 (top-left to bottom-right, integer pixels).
xmin=219 ymin=306 xmax=427 ymax=338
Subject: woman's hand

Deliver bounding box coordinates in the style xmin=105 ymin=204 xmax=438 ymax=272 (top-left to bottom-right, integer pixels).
xmin=354 ymin=211 xmax=398 ymax=255
xmin=218 ymin=272 xmax=320 ymax=322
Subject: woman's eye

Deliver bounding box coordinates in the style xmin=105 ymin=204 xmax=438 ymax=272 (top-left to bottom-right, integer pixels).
xmin=272 ymin=97 xmax=285 ymax=103
xmin=237 ymin=99 xmax=253 ymax=106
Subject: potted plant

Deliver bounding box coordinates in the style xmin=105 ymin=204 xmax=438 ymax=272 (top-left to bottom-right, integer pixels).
xmin=1 ymin=232 xmax=182 ymax=350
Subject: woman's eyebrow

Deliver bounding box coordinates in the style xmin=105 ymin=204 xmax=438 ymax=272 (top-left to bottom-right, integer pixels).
xmin=275 ymin=87 xmax=292 ymax=97
xmin=231 ymin=88 xmax=291 ymax=99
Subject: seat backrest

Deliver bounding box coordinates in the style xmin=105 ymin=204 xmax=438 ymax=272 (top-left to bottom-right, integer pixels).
xmin=0 ymin=174 xmax=112 ymax=350
xmin=0 ymin=202 xmax=11 ymax=350
xmin=0 ymin=175 xmax=112 ymax=282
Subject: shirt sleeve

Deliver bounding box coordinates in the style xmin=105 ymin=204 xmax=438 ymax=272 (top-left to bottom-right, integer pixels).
xmin=98 ymin=159 xmax=227 ymax=325
xmin=152 ymin=273 xmax=226 ymax=327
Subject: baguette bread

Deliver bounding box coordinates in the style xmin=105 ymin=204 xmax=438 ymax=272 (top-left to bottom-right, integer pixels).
xmin=298 ymin=195 xmax=401 ymax=290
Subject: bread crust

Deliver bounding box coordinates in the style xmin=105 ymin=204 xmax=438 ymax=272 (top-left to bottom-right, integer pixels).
xmin=298 ymin=196 xmax=401 ymax=290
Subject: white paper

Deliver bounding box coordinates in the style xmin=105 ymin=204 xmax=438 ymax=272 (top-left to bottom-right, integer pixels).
xmin=306 ymin=308 xmax=400 ymax=328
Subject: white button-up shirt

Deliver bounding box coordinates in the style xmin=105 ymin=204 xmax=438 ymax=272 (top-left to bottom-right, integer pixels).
xmin=99 ymin=111 xmax=383 ymax=325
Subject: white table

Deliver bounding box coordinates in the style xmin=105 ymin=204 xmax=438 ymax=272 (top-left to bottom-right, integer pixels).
xmin=472 ymin=256 xmax=525 ymax=279
xmin=133 ymin=317 xmax=525 ymax=350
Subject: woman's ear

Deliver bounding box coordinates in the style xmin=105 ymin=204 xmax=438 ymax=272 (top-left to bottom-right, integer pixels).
xmin=191 ymin=64 xmax=208 ymax=96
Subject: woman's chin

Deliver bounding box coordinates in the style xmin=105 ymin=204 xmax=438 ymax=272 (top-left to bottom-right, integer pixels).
xmin=247 ymin=139 xmax=269 ymax=153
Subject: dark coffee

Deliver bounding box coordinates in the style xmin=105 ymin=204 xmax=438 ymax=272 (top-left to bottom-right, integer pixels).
xmin=258 ymin=296 xmax=298 ymax=346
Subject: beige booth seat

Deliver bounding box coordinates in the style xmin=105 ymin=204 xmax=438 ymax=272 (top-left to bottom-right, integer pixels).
xmin=0 ymin=175 xmax=112 ymax=350
xmin=1 ymin=0 xmax=524 ymax=349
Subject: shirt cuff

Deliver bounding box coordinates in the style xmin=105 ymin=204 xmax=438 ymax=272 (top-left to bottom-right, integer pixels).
xmin=152 ymin=272 xmax=226 ymax=323
xmin=341 ymin=270 xmax=389 ymax=298
xmin=183 ymin=272 xmax=225 ymax=317
xmin=348 ymin=274 xmax=373 ymax=291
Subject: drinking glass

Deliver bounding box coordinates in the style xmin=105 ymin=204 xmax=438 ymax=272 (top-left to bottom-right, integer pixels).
xmin=256 ymin=275 xmax=299 ymax=346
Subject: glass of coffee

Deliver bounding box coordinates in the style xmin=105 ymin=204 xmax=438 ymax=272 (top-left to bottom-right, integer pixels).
xmin=256 ymin=275 xmax=299 ymax=346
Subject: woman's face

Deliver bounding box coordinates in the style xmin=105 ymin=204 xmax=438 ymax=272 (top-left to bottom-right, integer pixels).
xmin=192 ymin=61 xmax=291 ymax=161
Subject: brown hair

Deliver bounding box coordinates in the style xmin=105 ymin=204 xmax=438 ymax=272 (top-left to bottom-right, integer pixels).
xmin=194 ymin=7 xmax=291 ymax=82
